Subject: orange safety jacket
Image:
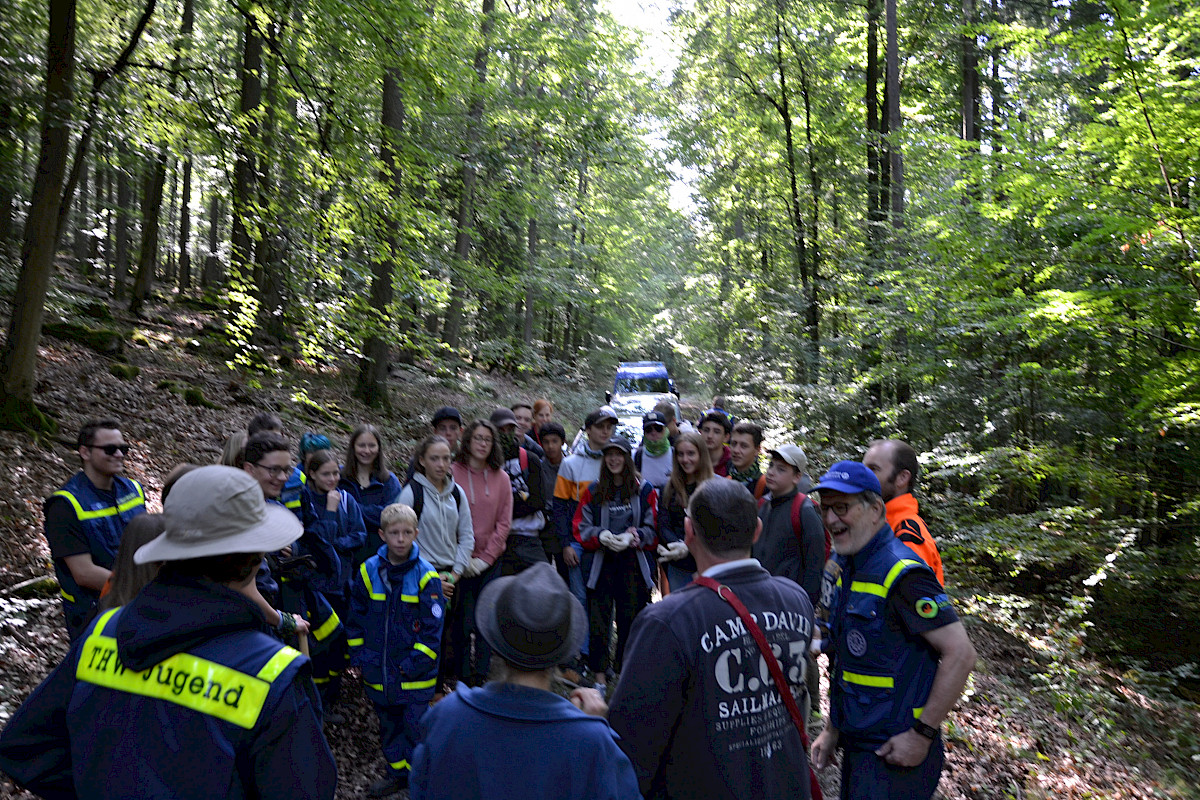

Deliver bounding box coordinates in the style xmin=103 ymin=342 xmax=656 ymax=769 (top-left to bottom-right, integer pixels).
xmin=885 ymin=494 xmax=944 ymax=586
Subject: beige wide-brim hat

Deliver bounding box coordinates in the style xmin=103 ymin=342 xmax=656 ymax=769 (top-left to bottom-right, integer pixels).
xmin=135 ymin=465 xmax=301 ymax=563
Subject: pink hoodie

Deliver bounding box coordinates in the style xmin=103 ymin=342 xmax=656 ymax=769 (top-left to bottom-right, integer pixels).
xmin=451 ymin=462 xmax=513 ymax=565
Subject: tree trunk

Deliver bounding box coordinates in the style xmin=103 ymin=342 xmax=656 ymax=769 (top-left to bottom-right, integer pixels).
xmin=230 ymin=21 xmax=262 ymax=284
xmin=0 ymin=97 xmax=15 ymax=251
xmin=443 ymin=0 xmax=495 ymax=350
xmin=523 ymin=216 xmax=537 ymax=347
xmin=72 ymin=159 xmax=89 ymax=268
xmin=114 ymin=140 xmax=133 ymax=298
xmin=177 ymin=157 xmax=192 ymax=290
xmin=254 ymin=44 xmax=287 ymax=344
xmin=201 ymin=192 xmax=221 ymax=286
xmin=885 ymin=0 xmax=904 ymax=222
xmin=866 ymin=0 xmax=882 ymax=239
xmin=0 ymin=0 xmax=76 ymax=431
xmin=797 ymin=55 xmax=822 ymax=375
xmin=131 ymin=0 xmax=192 ymax=315
xmin=356 ymin=68 xmax=406 ymax=407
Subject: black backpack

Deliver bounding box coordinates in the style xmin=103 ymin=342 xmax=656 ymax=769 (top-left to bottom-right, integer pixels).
xmin=409 ymin=481 xmax=462 ymax=519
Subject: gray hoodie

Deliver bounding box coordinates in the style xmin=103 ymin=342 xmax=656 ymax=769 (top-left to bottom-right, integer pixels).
xmin=399 ymin=471 xmax=475 ymax=575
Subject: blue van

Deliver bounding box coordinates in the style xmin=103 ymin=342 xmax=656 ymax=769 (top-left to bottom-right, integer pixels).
xmin=608 ymin=361 xmax=677 ymax=398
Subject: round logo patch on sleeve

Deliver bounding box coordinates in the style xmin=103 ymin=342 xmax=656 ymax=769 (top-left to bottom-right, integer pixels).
xmin=431 ymin=603 xmax=443 ymax=619
xmin=915 ymin=597 xmax=939 ymax=619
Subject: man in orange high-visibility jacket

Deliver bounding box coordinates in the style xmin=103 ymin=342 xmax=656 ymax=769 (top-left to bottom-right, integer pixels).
xmin=863 ymin=440 xmax=945 ymax=585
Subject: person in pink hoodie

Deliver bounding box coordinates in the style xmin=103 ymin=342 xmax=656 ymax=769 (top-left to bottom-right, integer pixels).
xmin=450 ymin=419 xmax=513 ymax=686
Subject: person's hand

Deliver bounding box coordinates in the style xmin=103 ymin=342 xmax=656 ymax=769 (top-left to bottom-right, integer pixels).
xmin=875 ymin=728 xmax=932 ymax=767
xmin=464 ymin=557 xmax=490 ymax=578
xmin=562 ymin=547 xmax=580 ymax=567
xmin=663 ymin=541 xmax=689 ymax=561
xmin=656 ymin=544 xmax=671 ymax=562
xmin=598 ymin=530 xmax=620 ymax=551
xmin=291 ymin=614 xmax=311 ymax=635
xmin=809 ymin=632 xmax=822 ymax=656
xmin=616 ymin=532 xmax=637 ymax=550
xmin=439 ymin=572 xmax=457 ymax=600
xmin=811 ymin=727 xmax=839 ymax=770
xmin=569 ymin=687 xmax=609 ymax=718
xmin=279 ymin=545 xmax=293 ymax=558
xmin=325 ymin=492 xmax=340 ymax=512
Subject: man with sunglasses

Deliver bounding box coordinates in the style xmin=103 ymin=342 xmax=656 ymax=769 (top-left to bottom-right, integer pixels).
xmin=810 ymin=462 xmax=975 ymax=800
xmin=44 ymin=419 xmax=146 ymax=639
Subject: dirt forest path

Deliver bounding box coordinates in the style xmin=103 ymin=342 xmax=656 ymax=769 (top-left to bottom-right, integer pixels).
xmin=0 ymin=325 xmax=1195 ymax=799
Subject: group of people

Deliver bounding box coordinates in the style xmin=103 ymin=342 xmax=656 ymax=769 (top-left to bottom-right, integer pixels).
xmin=0 ymin=396 xmax=975 ymax=800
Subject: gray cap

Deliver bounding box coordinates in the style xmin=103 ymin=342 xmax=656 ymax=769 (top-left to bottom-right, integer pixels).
xmin=476 ymin=562 xmax=586 ymax=670
xmin=136 ymin=466 xmax=301 ymax=563
xmin=489 ymin=407 xmax=518 ymax=429
xmin=766 ymin=444 xmax=808 ymax=473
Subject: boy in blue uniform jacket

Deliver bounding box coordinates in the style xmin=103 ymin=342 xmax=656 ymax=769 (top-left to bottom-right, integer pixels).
xmin=348 ymin=503 xmax=445 ymax=798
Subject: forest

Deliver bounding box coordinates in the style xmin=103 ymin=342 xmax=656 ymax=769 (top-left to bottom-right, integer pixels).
xmin=1 ymin=0 xmax=1199 ymax=796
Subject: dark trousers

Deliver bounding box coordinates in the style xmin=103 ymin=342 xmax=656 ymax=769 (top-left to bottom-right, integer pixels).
xmin=373 ymin=701 xmax=425 ymax=775
xmin=451 ymin=564 xmax=500 ymax=686
xmin=840 ymin=736 xmax=944 ymax=800
xmin=587 ymin=554 xmax=650 ymax=675
xmin=499 ymin=533 xmax=549 ymax=576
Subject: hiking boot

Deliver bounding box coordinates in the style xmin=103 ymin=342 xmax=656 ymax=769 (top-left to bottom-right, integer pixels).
xmin=368 ymin=773 xmax=408 ymax=797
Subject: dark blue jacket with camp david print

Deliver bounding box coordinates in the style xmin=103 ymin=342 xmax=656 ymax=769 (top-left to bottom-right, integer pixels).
xmin=607 ymin=560 xmax=814 ymax=800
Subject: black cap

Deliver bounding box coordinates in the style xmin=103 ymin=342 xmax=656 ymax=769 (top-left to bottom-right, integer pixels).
xmin=603 ymin=435 xmax=633 ymax=456
xmin=489 ymin=407 xmax=518 ymax=429
xmin=431 ymin=406 xmax=463 ymax=426
xmin=642 ymin=410 xmax=667 ymax=429
xmin=584 ymin=406 xmax=619 ymax=428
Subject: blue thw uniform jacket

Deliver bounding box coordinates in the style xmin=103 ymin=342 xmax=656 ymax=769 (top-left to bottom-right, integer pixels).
xmin=0 ymin=571 xmax=337 ymax=799
xmin=45 ymin=472 xmax=146 ymax=638
xmin=304 ymin=486 xmax=368 ymax=597
xmin=347 ymin=542 xmax=444 ymax=707
xmin=827 ymin=524 xmax=945 ymax=745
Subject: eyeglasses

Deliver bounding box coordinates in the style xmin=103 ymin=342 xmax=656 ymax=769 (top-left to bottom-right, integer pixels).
xmin=819 ymin=501 xmax=859 ymax=519
xmin=90 ymin=443 xmax=131 ymax=456
xmin=471 ymin=435 xmax=494 ymax=445
xmin=253 ymin=462 xmax=293 ymax=479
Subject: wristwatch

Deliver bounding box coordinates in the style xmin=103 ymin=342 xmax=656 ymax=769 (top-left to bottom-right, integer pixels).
xmin=912 ymin=718 xmax=939 ymax=740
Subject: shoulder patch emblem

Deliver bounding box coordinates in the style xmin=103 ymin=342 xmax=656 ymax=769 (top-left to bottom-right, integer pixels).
xmin=847 ymin=629 xmax=867 ymax=657
xmin=915 ymin=597 xmax=939 ymax=618
xmin=431 ymin=603 xmax=443 ymax=619
xmin=896 ymin=520 xmax=925 ymax=545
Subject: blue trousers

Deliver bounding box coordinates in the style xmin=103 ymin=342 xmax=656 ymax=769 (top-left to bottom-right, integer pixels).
xmin=374 ymin=701 xmax=426 ymax=776
xmin=840 ymin=736 xmax=944 ymax=800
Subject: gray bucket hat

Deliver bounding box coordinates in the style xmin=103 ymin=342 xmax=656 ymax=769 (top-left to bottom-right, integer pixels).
xmin=475 ymin=562 xmax=586 ymax=670
xmin=135 ymin=465 xmax=301 ymax=563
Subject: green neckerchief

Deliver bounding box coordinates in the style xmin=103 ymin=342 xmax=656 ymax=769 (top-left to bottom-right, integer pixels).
xmin=728 ymin=461 xmax=762 ymax=485
xmin=643 ymin=437 xmax=670 ymax=457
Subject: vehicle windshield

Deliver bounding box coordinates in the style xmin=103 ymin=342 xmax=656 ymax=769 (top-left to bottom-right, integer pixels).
xmin=614 ymin=376 xmax=670 ymax=394
xmin=609 ymin=394 xmax=662 ymax=414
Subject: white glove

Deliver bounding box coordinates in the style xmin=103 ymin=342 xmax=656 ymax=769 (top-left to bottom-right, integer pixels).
xmin=666 ymin=540 xmax=689 ymax=561
xmin=603 ymin=531 xmax=631 ymax=552
xmin=809 ymin=635 xmax=823 ymax=656
xmin=616 ymin=532 xmax=637 ymax=550
xmin=463 ymin=557 xmax=491 ymax=578
xmin=656 ymin=544 xmax=671 ymax=562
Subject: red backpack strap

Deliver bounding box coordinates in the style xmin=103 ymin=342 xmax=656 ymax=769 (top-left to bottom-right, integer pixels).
xmin=792 ymin=492 xmax=830 ymax=560
xmin=694 ymin=576 xmax=824 ymax=800
xmin=754 ymin=474 xmax=767 ymax=501
xmin=519 ymin=447 xmax=528 ymax=473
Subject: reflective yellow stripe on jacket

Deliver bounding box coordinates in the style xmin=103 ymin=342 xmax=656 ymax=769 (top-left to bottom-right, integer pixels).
xmin=76 ymin=608 xmax=300 ymax=730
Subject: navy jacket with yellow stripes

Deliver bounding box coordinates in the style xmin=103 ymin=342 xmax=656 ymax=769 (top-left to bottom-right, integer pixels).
xmin=46 ymin=471 xmax=146 ymax=637
xmin=0 ymin=569 xmax=337 ymax=800
xmin=347 ymin=542 xmax=444 ymax=707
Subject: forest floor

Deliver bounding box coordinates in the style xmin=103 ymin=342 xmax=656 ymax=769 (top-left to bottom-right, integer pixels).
xmin=0 ymin=299 xmax=1198 ymax=799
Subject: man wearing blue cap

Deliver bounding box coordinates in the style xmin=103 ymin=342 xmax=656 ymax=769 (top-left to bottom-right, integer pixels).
xmin=810 ymin=461 xmax=975 ymax=800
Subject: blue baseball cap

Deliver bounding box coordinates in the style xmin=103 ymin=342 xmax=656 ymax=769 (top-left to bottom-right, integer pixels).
xmin=814 ymin=460 xmax=882 ymax=495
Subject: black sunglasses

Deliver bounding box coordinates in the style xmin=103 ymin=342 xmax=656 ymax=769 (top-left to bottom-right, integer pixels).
xmin=90 ymin=443 xmax=131 ymax=456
